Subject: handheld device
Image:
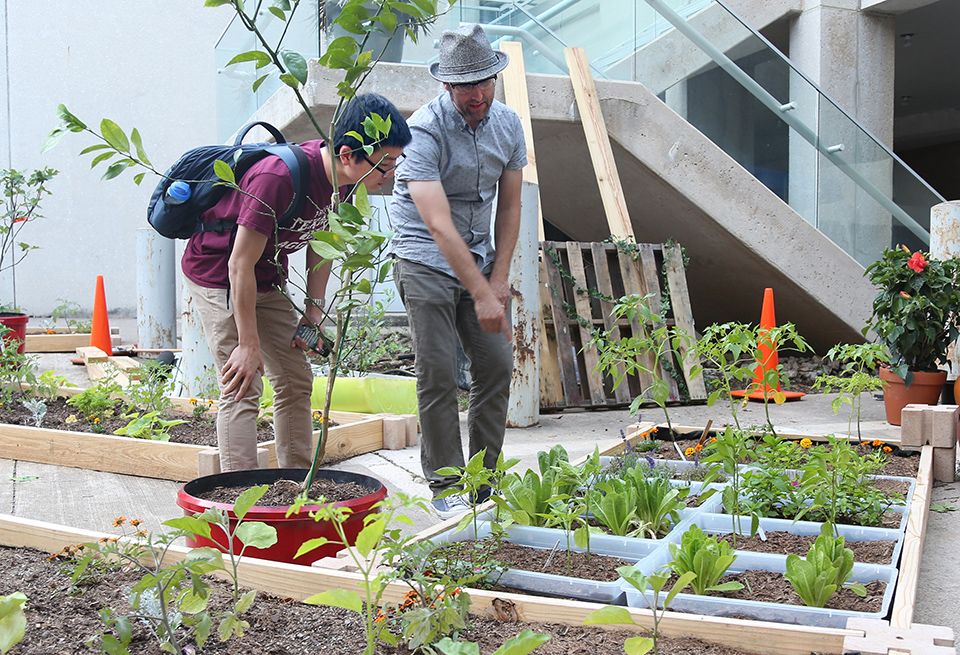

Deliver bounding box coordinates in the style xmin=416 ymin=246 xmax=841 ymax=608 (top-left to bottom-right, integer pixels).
xmin=295 ymin=323 xmax=333 ymax=357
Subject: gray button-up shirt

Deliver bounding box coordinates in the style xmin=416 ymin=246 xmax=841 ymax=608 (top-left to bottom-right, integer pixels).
xmin=389 ymin=92 xmax=527 ymax=278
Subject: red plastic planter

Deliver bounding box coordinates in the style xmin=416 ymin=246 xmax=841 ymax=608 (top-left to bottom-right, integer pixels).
xmin=176 ymin=468 xmax=387 ymax=565
xmin=0 ymin=312 xmax=28 ymax=354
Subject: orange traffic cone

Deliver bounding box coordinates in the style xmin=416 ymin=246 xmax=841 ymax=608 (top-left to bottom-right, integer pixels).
xmin=730 ymin=287 xmax=804 ymax=402
xmin=90 ymin=275 xmax=113 ymax=356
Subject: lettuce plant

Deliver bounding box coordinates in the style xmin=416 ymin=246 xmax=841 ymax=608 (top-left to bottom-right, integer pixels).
xmin=668 ymin=525 xmax=743 ymax=595
xmin=785 ymin=523 xmax=866 ymax=607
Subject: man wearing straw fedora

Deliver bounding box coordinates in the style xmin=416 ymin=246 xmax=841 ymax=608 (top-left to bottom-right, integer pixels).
xmin=390 ymin=24 xmax=527 ymax=517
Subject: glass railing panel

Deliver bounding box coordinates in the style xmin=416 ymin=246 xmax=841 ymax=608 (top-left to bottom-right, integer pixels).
xmin=215 ymin=1 xmax=322 ymax=141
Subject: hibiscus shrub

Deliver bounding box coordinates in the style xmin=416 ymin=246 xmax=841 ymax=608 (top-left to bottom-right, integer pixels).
xmin=863 ymin=246 xmax=960 ymax=379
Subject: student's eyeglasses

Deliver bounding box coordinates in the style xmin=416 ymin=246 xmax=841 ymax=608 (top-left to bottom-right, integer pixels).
xmin=363 ymin=152 xmax=405 ymax=175
xmin=449 ymin=76 xmax=497 ymax=93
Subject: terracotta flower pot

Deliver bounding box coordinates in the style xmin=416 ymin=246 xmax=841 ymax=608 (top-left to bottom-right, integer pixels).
xmin=879 ymin=367 xmax=946 ymax=426
xmin=176 ymin=468 xmax=387 ymax=565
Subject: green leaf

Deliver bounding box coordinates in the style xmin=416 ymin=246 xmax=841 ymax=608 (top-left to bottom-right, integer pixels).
xmin=235 ymin=521 xmax=278 ymax=550
xmin=100 ymin=119 xmax=129 ymax=153
xmin=56 ymin=104 xmax=87 ymax=131
xmin=233 ymin=484 xmax=269 ymax=521
xmin=279 ymin=73 xmax=300 ymax=89
xmin=281 ymin=50 xmax=308 ymax=84
xmin=226 ymin=50 xmax=272 ymax=69
xmin=130 ymin=128 xmax=152 ymax=166
xmin=930 ymin=502 xmax=957 ymax=513
xmin=294 ymin=536 xmax=330 ymax=559
xmin=79 ymin=143 xmax=111 ymax=155
xmin=194 ymin=612 xmax=212 ymax=648
xmin=235 ymin=589 xmax=256 ymax=614
xmin=213 ymin=159 xmax=235 ymax=184
xmin=354 ymin=519 xmax=386 ymax=557
xmin=491 ymin=629 xmax=550 ymax=655
xmin=268 ymin=5 xmax=286 ymax=20
xmin=162 ymin=516 xmax=212 ymax=539
xmin=303 ymin=589 xmax=363 ymax=613
xmin=0 ymin=592 xmax=27 ymax=655
xmin=90 ymin=151 xmax=116 ymax=168
xmin=435 ymin=639 xmax=480 ymax=655
xmin=204 ymin=0 xmax=233 ymax=5
xmin=583 ymin=605 xmax=634 ymax=626
xmin=624 ymin=636 xmax=654 ymax=655
xmin=310 ymin=240 xmax=343 ymax=261
xmin=184 ymin=547 xmax=224 ymax=574
xmin=252 ymin=74 xmax=270 ymax=93
xmin=178 ymin=588 xmax=208 ymax=614
xmin=133 ymin=172 xmax=146 ymax=186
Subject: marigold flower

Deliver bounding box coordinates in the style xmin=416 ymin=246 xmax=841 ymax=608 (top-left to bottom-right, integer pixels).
xmin=799 ymin=438 xmax=813 ymax=449
xmin=694 ymin=443 xmax=703 ymax=453
xmin=189 ymin=398 xmax=198 ymax=406
xmin=709 ymin=437 xmax=717 ymax=444
xmin=907 ymin=251 xmax=927 ymax=273
xmin=883 ymin=446 xmax=893 ymax=453
xmin=899 ymin=291 xmax=912 ymax=300
xmin=871 ymin=439 xmax=884 ymax=448
xmin=112 ymin=516 xmax=126 ymax=527
xmin=93 ymin=417 xmax=101 ymax=424
xmin=206 ymin=399 xmax=215 ymax=406
xmin=130 ymin=519 xmax=141 ymax=527
xmin=65 ymin=414 xmax=78 ymax=424
xmin=684 ymin=447 xmax=695 ymax=456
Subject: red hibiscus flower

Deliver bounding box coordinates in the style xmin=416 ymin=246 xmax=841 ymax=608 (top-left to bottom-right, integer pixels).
xmin=907 ymin=251 xmax=927 ymax=273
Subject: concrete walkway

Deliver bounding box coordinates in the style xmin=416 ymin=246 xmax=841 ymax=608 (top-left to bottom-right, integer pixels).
xmin=2 ymin=339 xmax=958 ymax=639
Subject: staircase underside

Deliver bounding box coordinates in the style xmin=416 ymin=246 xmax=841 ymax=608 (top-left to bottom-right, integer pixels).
xmin=247 ymin=62 xmax=874 ymax=350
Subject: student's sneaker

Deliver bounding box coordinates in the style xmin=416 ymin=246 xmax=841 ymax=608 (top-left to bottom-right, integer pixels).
xmin=431 ymin=494 xmax=470 ymax=519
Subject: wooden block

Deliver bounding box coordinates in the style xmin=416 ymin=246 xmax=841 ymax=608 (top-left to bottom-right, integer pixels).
xmin=933 ymin=445 xmax=957 ymax=483
xmin=197 ymin=448 xmax=221 ymax=477
xmin=401 ymin=414 xmax=419 ymax=448
xmin=76 ymin=346 xmax=109 ymax=363
xmin=929 ymin=405 xmax=959 ymax=448
xmin=380 ymin=415 xmax=408 ymax=450
xmin=844 ymin=618 xmax=955 ymax=654
xmin=256 ymin=447 xmax=270 ymax=468
xmin=900 ymin=405 xmax=931 ymax=448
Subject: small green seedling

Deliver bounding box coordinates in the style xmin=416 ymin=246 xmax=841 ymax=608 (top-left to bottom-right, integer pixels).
xmin=0 ymin=592 xmax=27 ymax=655
xmin=784 ymin=523 xmax=866 ymax=608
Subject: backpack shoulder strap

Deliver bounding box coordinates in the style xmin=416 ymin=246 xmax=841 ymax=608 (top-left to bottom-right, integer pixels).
xmin=265 ymin=143 xmax=310 ymax=228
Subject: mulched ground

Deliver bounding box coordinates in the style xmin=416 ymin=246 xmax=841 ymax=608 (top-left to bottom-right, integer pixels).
xmin=0 ymin=394 xmax=276 ymax=446
xmin=0 ymin=545 xmax=757 ymax=655
xmin=200 ymin=477 xmax=374 ymax=506
xmin=716 ymin=531 xmax=896 ymax=564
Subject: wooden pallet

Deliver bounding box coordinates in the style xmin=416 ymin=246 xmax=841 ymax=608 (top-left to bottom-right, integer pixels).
xmin=539 ymin=241 xmax=706 ymax=410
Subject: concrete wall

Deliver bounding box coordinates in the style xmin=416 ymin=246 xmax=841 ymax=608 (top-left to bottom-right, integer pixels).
xmin=0 ymin=1 xmax=226 ymax=315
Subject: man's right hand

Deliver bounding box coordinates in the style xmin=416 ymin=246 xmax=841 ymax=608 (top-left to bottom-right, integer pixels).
xmin=475 ymin=290 xmax=510 ymax=338
xmin=220 ymin=343 xmax=264 ymax=399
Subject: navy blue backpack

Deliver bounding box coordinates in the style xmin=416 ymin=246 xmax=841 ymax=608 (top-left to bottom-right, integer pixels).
xmin=147 ymin=121 xmax=309 ymax=239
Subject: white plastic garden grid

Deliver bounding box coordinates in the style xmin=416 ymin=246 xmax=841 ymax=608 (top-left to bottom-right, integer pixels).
xmin=407 ymin=419 xmax=956 ymax=654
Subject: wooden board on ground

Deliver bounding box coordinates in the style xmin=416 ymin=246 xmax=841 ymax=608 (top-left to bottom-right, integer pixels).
xmin=0 ymin=513 xmax=869 ymax=655
xmin=539 ymin=241 xmax=705 ymax=410
xmin=0 ymin=403 xmax=388 ymax=481
xmin=26 ymin=328 xmax=120 ymax=353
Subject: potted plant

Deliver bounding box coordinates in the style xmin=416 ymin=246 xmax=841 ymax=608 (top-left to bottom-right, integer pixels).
xmin=0 ymin=167 xmax=58 ymax=352
xmin=50 ymin=0 xmax=447 ymax=564
xmin=863 ymin=246 xmax=960 ymax=425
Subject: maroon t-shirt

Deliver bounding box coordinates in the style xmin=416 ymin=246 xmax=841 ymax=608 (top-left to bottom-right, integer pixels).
xmin=181 ymin=140 xmax=342 ymax=292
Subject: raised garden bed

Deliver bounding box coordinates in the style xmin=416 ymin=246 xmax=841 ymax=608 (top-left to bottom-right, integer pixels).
xmin=0 ymin=388 xmax=391 ymax=480
xmin=0 ymin=513 xmax=884 ymax=655
xmin=23 ymin=326 xmax=120 ymax=353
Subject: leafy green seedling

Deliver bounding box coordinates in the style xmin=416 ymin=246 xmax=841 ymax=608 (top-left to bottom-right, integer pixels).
xmin=930 ymin=502 xmax=958 ymax=514
xmin=435 ymin=629 xmax=550 ymax=655
xmin=0 ymin=592 xmax=27 ymax=655
xmin=784 ymin=523 xmax=866 ymax=608
xmin=668 ymin=525 xmax=743 ymax=595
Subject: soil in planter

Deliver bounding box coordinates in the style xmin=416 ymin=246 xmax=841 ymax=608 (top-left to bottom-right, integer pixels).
xmin=715 ymin=531 xmax=896 ymax=564
xmin=1 ymin=545 xmax=755 ymax=655
xmin=630 ymin=430 xmax=920 ymax=477
xmin=659 ymin=568 xmax=885 ymax=613
xmin=585 ymin=516 xmax=674 ymax=539
xmin=0 ymin=394 xmax=275 ymax=446
xmin=870 ymin=478 xmax=911 ymax=499
xmin=433 ymin=538 xmax=632 ymax=582
xmin=199 ymin=476 xmax=375 ymax=506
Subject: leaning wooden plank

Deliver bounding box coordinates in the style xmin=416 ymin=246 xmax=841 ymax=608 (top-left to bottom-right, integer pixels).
xmin=564 ymin=47 xmax=633 ymax=239
xmin=26 ymin=326 xmax=119 ymax=336
xmin=0 ymin=423 xmax=205 ymax=481
xmin=499 ymin=40 xmax=544 ymax=241
xmin=890 ymin=445 xmax=934 ymax=629
xmin=0 ymin=514 xmax=860 ymax=655
xmin=663 ymin=242 xmax=707 ymax=400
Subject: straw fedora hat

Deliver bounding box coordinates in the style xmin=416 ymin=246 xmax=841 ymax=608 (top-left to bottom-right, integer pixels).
xmin=429 ymin=24 xmax=509 ymax=84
